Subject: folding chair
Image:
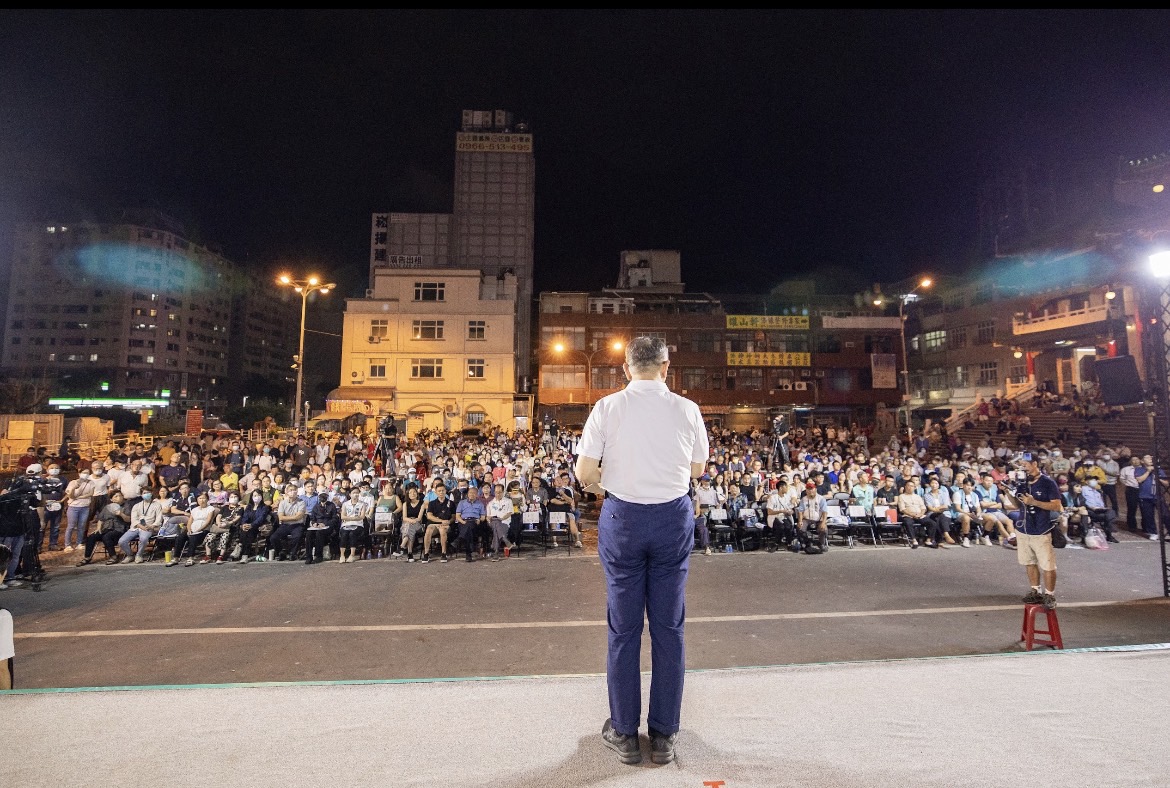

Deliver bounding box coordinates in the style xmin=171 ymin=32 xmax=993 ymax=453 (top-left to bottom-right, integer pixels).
xmin=370 ymin=507 xmax=396 ymax=557
xmin=826 ymin=493 xmax=854 ymax=548
xmin=825 ymin=499 xmax=854 ymax=548
xmin=847 ymin=505 xmax=878 ymax=545
xmin=519 ymin=510 xmax=543 ymax=555
xmin=707 ymin=507 xmax=734 ymax=552
xmin=545 ymin=510 xmax=572 ymax=555
xmin=873 ymin=504 xmax=911 ymax=546
xmin=737 ymin=507 xmax=764 ymax=551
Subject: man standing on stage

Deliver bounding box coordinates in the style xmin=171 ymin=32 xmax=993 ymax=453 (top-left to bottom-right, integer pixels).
xmin=575 ymin=336 xmax=709 ymax=766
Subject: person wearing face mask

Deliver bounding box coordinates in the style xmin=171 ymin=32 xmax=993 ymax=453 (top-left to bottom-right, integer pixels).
xmin=86 ymin=461 xmax=111 ymax=528
xmin=62 ymin=467 xmax=95 ymax=552
xmin=237 ymin=492 xmax=271 ymax=563
xmin=1074 ymin=459 xmax=1106 ymax=488
xmin=225 ymin=443 xmax=245 ymax=475
xmin=1079 ymin=478 xmax=1119 ymax=543
xmin=171 ymin=493 xmax=217 ymax=567
xmin=77 ymin=491 xmax=130 ymax=566
xmin=204 ymin=494 xmax=244 ymax=564
xmin=117 ymin=489 xmax=164 ymax=564
xmin=1097 ymin=451 xmax=1120 ymax=514
xmin=38 ymin=464 xmax=67 ymax=552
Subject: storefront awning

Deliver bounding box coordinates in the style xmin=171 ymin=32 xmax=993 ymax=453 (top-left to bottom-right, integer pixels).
xmin=699 ymin=405 xmax=730 ymax=415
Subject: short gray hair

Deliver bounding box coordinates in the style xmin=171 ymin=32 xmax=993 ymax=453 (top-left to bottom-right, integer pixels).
xmin=625 ymin=336 xmax=668 ymax=374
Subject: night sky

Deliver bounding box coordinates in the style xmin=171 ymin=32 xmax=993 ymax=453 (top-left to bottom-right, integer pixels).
xmin=3 ymin=9 xmax=1170 ymax=302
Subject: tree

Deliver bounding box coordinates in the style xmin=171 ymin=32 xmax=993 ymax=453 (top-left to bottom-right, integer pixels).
xmin=0 ymin=369 xmax=54 ymax=413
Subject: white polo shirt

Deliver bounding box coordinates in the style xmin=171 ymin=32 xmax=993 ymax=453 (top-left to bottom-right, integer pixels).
xmin=577 ymin=378 xmax=709 ymax=505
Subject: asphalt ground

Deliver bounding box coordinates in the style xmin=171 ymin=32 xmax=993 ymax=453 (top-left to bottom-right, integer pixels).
xmin=6 ymin=526 xmax=1170 ymax=690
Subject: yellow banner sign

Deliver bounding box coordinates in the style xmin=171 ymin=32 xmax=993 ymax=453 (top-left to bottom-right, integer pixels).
xmin=725 ymin=314 xmax=809 ymax=330
xmin=455 ymin=132 xmax=533 ymax=153
xmin=727 ymin=351 xmax=811 ymax=367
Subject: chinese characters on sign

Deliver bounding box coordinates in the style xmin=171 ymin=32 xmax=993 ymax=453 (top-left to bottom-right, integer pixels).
xmin=725 ymin=315 xmax=810 ymax=330
xmin=455 ymin=132 xmax=534 ymax=153
xmin=870 ymin=353 xmax=898 ymax=389
xmin=386 ymin=255 xmax=422 ymax=268
xmin=370 ymin=212 xmax=389 ymax=268
xmin=726 ymin=352 xmax=812 ymax=367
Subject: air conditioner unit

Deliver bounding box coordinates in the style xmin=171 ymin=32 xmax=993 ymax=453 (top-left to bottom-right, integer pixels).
xmin=779 ymin=382 xmax=793 ymax=391
xmin=444 ymin=404 xmax=458 ymax=415
xmin=667 ymin=344 xmax=677 ymax=352
xmin=365 ymin=288 xmax=374 ymax=298
xmin=845 ymin=341 xmax=855 ymax=348
xmin=794 ymin=381 xmax=808 ymax=391
xmin=726 ymin=369 xmax=737 ymax=378
xmin=367 ymin=336 xmax=380 ymax=344
xmin=815 ymin=370 xmax=826 ymax=378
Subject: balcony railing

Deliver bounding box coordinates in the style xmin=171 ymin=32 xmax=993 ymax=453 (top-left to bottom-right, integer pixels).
xmin=1012 ymin=304 xmax=1111 ymax=335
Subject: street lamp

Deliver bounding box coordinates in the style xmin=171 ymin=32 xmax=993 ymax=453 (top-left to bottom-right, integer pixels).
xmin=277 ymin=273 xmax=336 ymax=434
xmin=876 ymin=276 xmax=932 ymax=445
xmin=552 ymin=339 xmax=625 ymax=407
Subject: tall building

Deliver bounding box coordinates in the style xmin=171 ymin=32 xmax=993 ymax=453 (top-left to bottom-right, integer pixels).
xmin=537 ymin=253 xmax=903 ymax=430
xmin=328 ymin=267 xmax=520 ymax=433
xmin=227 ymin=281 xmax=299 ymax=392
xmin=369 ymin=109 xmax=535 ymax=392
xmin=2 ymin=216 xmax=297 ymax=408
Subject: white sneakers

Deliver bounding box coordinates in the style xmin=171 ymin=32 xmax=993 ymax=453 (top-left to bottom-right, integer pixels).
xmin=961 ymin=537 xmax=971 ymax=548
xmin=704 ymin=546 xmax=713 ymax=555
xmin=63 ymin=545 xmax=74 ymax=553
xmin=981 ymin=536 xmax=993 ymax=546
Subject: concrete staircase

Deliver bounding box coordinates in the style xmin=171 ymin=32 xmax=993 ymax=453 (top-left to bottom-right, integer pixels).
xmin=951 ymin=405 xmax=1152 ymax=457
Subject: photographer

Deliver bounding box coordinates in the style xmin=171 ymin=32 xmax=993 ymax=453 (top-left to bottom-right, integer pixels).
xmin=1016 ymin=457 xmax=1063 ymax=611
xmin=2 ymin=464 xmax=46 ymax=585
xmin=376 ymin=414 xmax=398 ymax=476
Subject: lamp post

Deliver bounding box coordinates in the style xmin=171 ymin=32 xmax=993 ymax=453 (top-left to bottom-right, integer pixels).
xmin=552 ymin=339 xmax=625 ymax=408
xmin=1144 ymin=249 xmax=1170 ymax=596
xmin=876 ymin=276 xmax=932 ymax=445
xmin=277 ymin=273 xmax=335 ymax=434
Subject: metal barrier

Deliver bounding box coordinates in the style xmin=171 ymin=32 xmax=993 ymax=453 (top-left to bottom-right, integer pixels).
xmin=0 ymin=428 xmax=277 ymax=470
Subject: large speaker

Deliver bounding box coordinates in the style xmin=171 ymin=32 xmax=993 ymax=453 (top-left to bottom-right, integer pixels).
xmin=1095 ymin=355 xmax=1145 ymax=405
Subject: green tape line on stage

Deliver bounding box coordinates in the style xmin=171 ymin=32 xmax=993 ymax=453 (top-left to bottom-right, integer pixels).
xmin=4 ymin=642 xmax=1169 ymax=695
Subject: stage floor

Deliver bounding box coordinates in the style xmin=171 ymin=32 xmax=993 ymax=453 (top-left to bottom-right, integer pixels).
xmin=7 ymin=645 xmax=1168 ymax=787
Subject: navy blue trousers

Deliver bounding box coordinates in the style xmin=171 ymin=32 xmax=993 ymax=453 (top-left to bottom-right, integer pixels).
xmin=597 ymin=493 xmax=693 ymax=737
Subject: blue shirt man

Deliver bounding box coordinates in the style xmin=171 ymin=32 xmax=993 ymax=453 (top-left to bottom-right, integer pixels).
xmin=455 ymin=487 xmax=487 ymax=562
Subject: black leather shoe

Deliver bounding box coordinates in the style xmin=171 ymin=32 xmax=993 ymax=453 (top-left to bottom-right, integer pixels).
xmin=602 ymin=719 xmax=641 ymax=765
xmin=648 ymin=727 xmax=677 ymax=764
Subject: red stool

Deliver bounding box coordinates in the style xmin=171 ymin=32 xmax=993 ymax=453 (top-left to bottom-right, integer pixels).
xmin=1020 ymin=603 xmax=1063 ymax=650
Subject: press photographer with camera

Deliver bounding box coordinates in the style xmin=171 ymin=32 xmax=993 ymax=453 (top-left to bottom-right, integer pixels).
xmin=1014 ymin=456 xmax=1063 ymax=610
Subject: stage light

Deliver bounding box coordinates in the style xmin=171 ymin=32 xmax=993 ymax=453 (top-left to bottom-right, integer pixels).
xmin=1150 ymin=251 xmax=1170 ymax=279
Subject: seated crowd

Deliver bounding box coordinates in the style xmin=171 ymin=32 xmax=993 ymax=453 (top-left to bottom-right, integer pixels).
xmin=2 ymin=409 xmax=1160 ymax=586
xmin=4 ymin=427 xmax=588 ymax=579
